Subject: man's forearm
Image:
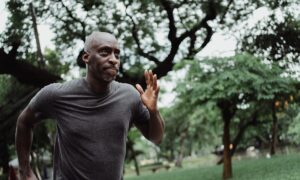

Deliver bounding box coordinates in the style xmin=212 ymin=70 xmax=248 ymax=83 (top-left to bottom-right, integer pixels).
xmin=148 ymin=110 xmax=164 ymax=145
xmin=15 ymin=119 xmax=34 ymax=177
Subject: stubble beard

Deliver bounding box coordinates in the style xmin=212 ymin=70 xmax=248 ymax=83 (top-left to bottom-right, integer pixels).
xmin=94 ymin=69 xmax=117 ymax=83
xmin=102 ymin=73 xmax=116 ymax=82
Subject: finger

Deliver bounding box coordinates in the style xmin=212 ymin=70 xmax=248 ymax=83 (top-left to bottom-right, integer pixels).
xmin=145 ymin=70 xmax=150 ymax=86
xmin=135 ymin=84 xmax=144 ymax=95
xmin=149 ymin=70 xmax=154 ymax=86
xmin=155 ymin=85 xmax=160 ymax=96
xmin=153 ymin=74 xmax=157 ymax=90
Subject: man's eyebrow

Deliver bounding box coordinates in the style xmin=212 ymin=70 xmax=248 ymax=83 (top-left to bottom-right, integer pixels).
xmin=97 ymin=45 xmax=120 ymax=52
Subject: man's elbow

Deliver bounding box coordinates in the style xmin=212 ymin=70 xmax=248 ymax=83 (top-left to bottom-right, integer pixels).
xmin=150 ymin=136 xmax=163 ymax=145
xmin=16 ymin=107 xmax=35 ymax=130
xmin=153 ymin=139 xmax=162 ymax=145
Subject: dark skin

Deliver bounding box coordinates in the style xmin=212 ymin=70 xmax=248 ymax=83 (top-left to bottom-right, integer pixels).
xmin=15 ymin=32 xmax=164 ymax=180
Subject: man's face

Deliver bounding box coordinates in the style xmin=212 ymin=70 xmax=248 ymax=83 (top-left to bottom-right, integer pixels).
xmin=83 ymin=34 xmax=120 ymax=82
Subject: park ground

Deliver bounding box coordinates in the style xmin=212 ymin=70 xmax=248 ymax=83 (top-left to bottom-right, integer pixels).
xmin=124 ymin=151 xmax=300 ymax=180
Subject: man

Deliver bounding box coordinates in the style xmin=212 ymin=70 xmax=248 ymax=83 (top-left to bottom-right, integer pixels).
xmin=15 ymin=32 xmax=164 ymax=180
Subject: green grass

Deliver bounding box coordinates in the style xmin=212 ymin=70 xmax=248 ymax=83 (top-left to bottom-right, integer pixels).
xmin=125 ymin=153 xmax=300 ymax=180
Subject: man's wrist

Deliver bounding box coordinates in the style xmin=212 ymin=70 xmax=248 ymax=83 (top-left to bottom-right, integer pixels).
xmin=148 ymin=108 xmax=159 ymax=115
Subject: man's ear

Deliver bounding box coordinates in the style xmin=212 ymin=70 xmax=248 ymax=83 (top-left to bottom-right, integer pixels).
xmin=82 ymin=52 xmax=89 ymax=64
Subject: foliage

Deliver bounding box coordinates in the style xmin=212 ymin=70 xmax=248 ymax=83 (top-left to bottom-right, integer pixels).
xmin=1 ymin=0 xmax=300 ymax=177
xmin=0 ymin=75 xmax=32 ymax=106
xmin=287 ymin=104 xmax=300 ymax=143
xmin=3 ymin=0 xmax=298 ymax=78
xmin=159 ymin=101 xmax=222 ymax=161
xmin=240 ymin=3 xmax=300 ymax=64
xmin=177 ymin=53 xmax=298 ymax=105
xmin=0 ymin=0 xmax=32 ymax=57
xmin=173 ymin=53 xmax=299 ymax=178
xmin=161 ymin=54 xmax=300 ymax=159
xmin=43 ymin=48 xmax=70 ymax=76
xmin=125 ymin=129 xmax=146 ymax=163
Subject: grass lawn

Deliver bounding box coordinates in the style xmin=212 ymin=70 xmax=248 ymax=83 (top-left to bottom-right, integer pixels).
xmin=125 ymin=153 xmax=300 ymax=180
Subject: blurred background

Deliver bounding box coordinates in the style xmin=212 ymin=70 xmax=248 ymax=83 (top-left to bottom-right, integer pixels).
xmin=0 ymin=0 xmax=300 ymax=179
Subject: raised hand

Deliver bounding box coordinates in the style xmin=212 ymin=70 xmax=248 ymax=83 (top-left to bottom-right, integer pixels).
xmin=135 ymin=70 xmax=160 ymax=112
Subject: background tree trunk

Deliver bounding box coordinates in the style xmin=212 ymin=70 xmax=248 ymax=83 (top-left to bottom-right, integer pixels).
xmin=175 ymin=126 xmax=189 ymax=167
xmin=218 ymin=101 xmax=236 ymax=180
xmin=127 ymin=140 xmax=140 ymax=176
xmin=222 ymin=115 xmax=232 ymax=179
xmin=270 ymin=101 xmax=278 ymax=155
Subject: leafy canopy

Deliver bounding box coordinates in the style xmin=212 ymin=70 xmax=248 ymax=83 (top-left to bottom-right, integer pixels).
xmin=176 ymin=53 xmax=298 ymax=106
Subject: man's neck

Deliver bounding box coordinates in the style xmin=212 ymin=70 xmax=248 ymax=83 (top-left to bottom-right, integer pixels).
xmin=84 ymin=75 xmax=111 ymax=94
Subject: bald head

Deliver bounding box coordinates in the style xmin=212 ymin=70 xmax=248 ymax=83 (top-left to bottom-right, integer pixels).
xmin=84 ymin=32 xmax=118 ymax=52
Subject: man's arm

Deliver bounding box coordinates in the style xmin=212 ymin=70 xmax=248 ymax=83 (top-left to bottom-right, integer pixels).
xmin=136 ymin=70 xmax=164 ymax=145
xmin=148 ymin=110 xmax=164 ymax=144
xmin=15 ymin=106 xmax=39 ymax=180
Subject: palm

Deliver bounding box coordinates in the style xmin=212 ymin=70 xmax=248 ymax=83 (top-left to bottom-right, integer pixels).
xmin=136 ymin=70 xmax=160 ymax=112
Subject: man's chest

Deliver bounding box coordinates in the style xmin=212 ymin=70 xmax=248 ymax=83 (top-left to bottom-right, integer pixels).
xmin=52 ymin=96 xmax=135 ymax=139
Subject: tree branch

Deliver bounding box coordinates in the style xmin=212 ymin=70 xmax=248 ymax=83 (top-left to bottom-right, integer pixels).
xmin=60 ymin=1 xmax=86 ymax=41
xmin=0 ymin=89 xmax=38 ymax=133
xmin=186 ymin=33 xmax=196 ymax=59
xmin=189 ymin=21 xmax=213 ymax=57
xmin=160 ymin=0 xmax=177 ymax=43
xmin=178 ymin=1 xmax=216 ymax=44
xmin=0 ymin=48 xmax=61 ymax=87
xmin=173 ymin=0 xmax=189 ymax=9
xmin=219 ymin=0 xmax=234 ymax=24
xmin=125 ymin=6 xmax=160 ymax=65
xmin=49 ymin=9 xmax=84 ymax=41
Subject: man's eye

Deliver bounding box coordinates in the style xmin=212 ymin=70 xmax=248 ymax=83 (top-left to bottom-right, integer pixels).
xmin=99 ymin=50 xmax=109 ymax=56
xmin=115 ymin=53 xmax=120 ymax=59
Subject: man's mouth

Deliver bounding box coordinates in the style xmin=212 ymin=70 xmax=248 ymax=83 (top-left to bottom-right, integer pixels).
xmin=105 ymin=67 xmax=118 ymax=75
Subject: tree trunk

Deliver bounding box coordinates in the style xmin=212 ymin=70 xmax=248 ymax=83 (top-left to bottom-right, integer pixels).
xmin=222 ymin=116 xmax=232 ymax=179
xmin=188 ymin=139 xmax=193 ymax=156
xmin=175 ymin=127 xmax=188 ymax=167
xmin=218 ymin=101 xmax=236 ymax=180
xmin=132 ymin=153 xmax=140 ymax=176
xmin=270 ymin=102 xmax=278 ymax=155
xmin=127 ymin=141 xmax=140 ymax=176
xmin=30 ymin=3 xmax=45 ymax=68
xmin=0 ymin=48 xmax=61 ymax=87
xmin=170 ymin=147 xmax=174 ymax=162
xmin=175 ymin=142 xmax=184 ymax=167
xmin=217 ymin=113 xmax=259 ymax=164
xmin=217 ymin=122 xmax=247 ymax=165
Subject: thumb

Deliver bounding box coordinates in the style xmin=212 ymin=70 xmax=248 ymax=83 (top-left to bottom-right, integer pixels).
xmin=135 ymin=84 xmax=144 ymax=95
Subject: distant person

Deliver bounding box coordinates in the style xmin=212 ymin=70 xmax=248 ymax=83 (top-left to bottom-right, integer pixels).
xmin=15 ymin=32 xmax=164 ymax=180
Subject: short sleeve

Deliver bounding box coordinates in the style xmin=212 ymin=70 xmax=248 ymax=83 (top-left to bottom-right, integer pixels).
xmin=132 ymin=98 xmax=150 ymax=130
xmin=28 ymin=84 xmax=57 ymax=116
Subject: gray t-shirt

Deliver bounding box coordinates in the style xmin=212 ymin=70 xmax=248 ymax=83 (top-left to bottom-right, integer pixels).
xmin=28 ymin=78 xmax=150 ymax=180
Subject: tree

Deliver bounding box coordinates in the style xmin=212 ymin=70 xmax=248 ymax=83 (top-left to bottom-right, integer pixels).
xmin=240 ymin=3 xmax=300 ymax=65
xmin=239 ymin=4 xmax=300 ymax=155
xmin=176 ymin=53 xmax=298 ymax=179
xmin=0 ymin=48 xmax=69 ymax=177
xmin=3 ymin=0 xmax=298 ymax=85
xmin=125 ymin=129 xmax=144 ymax=176
xmin=0 ymin=0 xmax=240 ymax=175
xmin=159 ymin=101 xmax=221 ymax=167
xmin=1 ymin=0 xmax=299 ymax=177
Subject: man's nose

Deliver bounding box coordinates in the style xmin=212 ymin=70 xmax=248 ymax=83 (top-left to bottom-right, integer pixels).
xmin=108 ymin=54 xmax=119 ymax=65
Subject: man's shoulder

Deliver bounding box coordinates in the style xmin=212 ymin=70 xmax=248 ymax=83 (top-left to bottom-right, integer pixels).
xmin=114 ymin=81 xmax=139 ymax=95
xmin=42 ymin=78 xmax=84 ymax=95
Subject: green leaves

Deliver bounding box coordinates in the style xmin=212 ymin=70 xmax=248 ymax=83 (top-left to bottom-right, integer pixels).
xmin=177 ymin=53 xmax=298 ymax=107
